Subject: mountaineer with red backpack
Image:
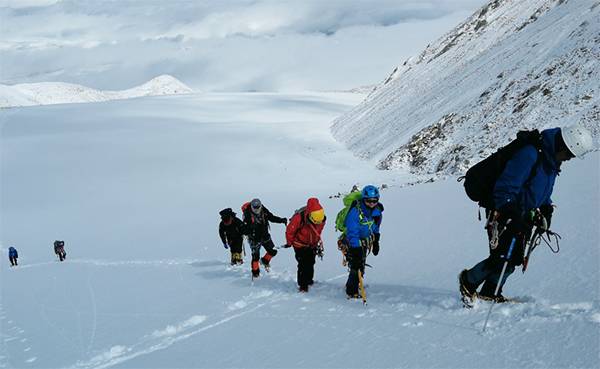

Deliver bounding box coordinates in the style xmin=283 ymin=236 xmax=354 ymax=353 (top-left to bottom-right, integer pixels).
xmin=459 ymin=125 xmax=594 ymax=308
xmin=285 ymin=198 xmax=326 ymax=292
xmin=242 ymin=198 xmax=287 ymax=278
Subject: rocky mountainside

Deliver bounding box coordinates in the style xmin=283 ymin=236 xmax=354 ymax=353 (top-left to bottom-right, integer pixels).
xmin=0 ymin=75 xmax=193 ymax=109
xmin=332 ymin=0 xmax=599 ymax=176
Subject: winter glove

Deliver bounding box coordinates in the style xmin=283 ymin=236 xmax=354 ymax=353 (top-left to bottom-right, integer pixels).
xmin=498 ymin=202 xmax=527 ymax=235
xmin=497 ymin=202 xmax=519 ymax=224
xmin=223 ymin=243 xmax=229 ymax=249
xmin=372 ymin=233 xmax=380 ymax=256
xmin=283 ymin=218 xmax=288 ymax=225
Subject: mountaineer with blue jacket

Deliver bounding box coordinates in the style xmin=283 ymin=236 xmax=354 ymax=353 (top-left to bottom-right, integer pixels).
xmin=460 ymin=125 xmax=594 ymax=304
xmin=344 ymin=185 xmax=383 ymax=298
xmin=8 ymin=246 xmax=18 ymax=266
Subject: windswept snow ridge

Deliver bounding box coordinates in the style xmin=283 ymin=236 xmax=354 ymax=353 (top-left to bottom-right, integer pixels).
xmin=0 ymin=75 xmax=193 ymax=109
xmin=332 ymin=0 xmax=600 ymax=176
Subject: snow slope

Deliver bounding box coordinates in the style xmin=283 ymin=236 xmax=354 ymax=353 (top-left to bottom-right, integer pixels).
xmin=332 ymin=0 xmax=600 ymax=175
xmin=0 ymin=75 xmax=193 ymax=109
xmin=0 ymin=93 xmax=598 ymax=368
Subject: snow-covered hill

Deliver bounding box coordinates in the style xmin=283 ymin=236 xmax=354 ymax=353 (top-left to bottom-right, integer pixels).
xmin=332 ymin=0 xmax=600 ymax=176
xmin=0 ymin=75 xmax=193 ymax=109
xmin=1 ymin=92 xmax=597 ymax=368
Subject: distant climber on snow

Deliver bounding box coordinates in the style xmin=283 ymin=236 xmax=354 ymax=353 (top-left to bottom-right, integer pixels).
xmin=54 ymin=240 xmax=67 ymax=261
xmin=459 ymin=125 xmax=594 ymax=307
xmin=8 ymin=246 xmax=18 ymax=266
xmin=242 ymin=198 xmax=287 ymax=278
xmin=285 ymin=198 xmax=326 ymax=292
xmin=219 ymin=208 xmax=245 ymax=265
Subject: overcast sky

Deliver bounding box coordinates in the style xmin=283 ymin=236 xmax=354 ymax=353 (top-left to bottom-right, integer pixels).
xmin=0 ymin=0 xmax=488 ymax=91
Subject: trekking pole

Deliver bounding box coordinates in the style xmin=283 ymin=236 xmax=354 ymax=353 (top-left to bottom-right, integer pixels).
xmin=482 ymin=237 xmax=516 ymax=333
xmin=358 ymin=270 xmax=367 ymax=305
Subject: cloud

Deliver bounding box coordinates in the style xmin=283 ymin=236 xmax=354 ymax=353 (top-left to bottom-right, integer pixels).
xmin=0 ymin=0 xmax=488 ymax=91
xmin=0 ymin=0 xmax=59 ymax=8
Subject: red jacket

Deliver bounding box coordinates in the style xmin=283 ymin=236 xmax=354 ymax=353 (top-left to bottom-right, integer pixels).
xmin=286 ymin=198 xmax=325 ymax=249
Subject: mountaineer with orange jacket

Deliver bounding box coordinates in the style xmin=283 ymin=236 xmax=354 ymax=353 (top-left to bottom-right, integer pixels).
xmin=285 ymin=198 xmax=326 ymax=292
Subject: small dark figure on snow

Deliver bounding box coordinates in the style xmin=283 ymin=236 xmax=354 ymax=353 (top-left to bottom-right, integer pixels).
xmin=242 ymin=198 xmax=287 ymax=278
xmin=54 ymin=240 xmax=66 ymax=261
xmin=219 ymin=208 xmax=245 ymax=265
xmin=342 ymin=185 xmax=383 ymax=298
xmin=285 ymin=198 xmax=326 ymax=292
xmin=8 ymin=246 xmax=18 ymax=266
xmin=459 ymin=126 xmax=594 ymax=305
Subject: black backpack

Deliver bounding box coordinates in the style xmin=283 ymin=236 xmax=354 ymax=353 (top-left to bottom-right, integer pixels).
xmin=461 ymin=130 xmax=543 ymax=209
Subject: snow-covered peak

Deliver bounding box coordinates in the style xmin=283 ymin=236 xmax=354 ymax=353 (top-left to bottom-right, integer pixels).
xmin=0 ymin=75 xmax=193 ymax=109
xmin=332 ymin=0 xmax=599 ymax=176
xmin=120 ymin=75 xmax=194 ymax=97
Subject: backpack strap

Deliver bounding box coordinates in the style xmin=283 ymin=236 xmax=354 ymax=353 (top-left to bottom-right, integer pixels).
xmin=523 ymin=133 xmax=544 ymax=187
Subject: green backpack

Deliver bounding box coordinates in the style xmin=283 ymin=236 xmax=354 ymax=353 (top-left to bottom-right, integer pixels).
xmin=335 ymin=191 xmax=363 ymax=234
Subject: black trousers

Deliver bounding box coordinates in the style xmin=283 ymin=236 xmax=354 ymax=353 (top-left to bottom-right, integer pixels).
xmin=345 ymin=246 xmax=366 ymax=295
xmin=228 ymin=238 xmax=243 ymax=254
xmin=9 ymin=257 xmax=17 ymax=266
xmin=249 ymin=237 xmax=277 ymax=262
xmin=294 ymin=247 xmax=316 ymax=288
xmin=466 ymin=215 xmax=531 ymax=294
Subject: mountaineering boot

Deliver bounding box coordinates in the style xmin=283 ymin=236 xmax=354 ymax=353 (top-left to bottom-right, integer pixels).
xmin=478 ymin=281 xmax=507 ymax=303
xmin=251 ymin=260 xmax=260 ymax=278
xmin=260 ymin=254 xmax=272 ymax=271
xmin=346 ymin=293 xmax=360 ymax=299
xmin=459 ymin=269 xmax=477 ymax=307
xmin=298 ymin=285 xmax=309 ymax=293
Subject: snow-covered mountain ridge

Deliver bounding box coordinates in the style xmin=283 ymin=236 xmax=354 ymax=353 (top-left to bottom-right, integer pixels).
xmin=332 ymin=0 xmax=600 ymax=175
xmin=0 ymin=75 xmax=193 ymax=109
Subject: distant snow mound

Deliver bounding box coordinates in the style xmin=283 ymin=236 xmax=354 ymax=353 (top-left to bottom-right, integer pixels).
xmin=332 ymin=0 xmax=600 ymax=176
xmin=120 ymin=75 xmax=194 ymax=98
xmin=0 ymin=75 xmax=193 ymax=108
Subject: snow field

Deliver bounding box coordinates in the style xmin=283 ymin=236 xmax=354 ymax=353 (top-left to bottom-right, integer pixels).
xmin=1 ymin=92 xmax=598 ymax=368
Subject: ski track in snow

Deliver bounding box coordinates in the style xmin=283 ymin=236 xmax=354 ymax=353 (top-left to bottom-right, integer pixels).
xmin=0 ymin=302 xmax=38 ymax=367
xmin=68 ymin=262 xmax=347 ymax=369
xmin=52 ymin=259 xmax=599 ymax=369
xmin=9 ymin=258 xmax=199 ymax=271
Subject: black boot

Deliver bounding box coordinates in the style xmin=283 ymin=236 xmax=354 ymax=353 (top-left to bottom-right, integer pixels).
xmin=346 ymin=269 xmax=359 ymax=297
xmin=478 ymin=281 xmax=507 ymax=302
xmin=459 ymin=269 xmax=478 ymax=307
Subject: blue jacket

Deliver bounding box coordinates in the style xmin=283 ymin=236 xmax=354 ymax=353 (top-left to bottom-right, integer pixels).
xmin=494 ymin=128 xmax=560 ymax=213
xmin=8 ymin=247 xmax=18 ymax=258
xmin=345 ymin=200 xmax=383 ymax=248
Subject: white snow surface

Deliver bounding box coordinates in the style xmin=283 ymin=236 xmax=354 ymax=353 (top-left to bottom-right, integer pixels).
xmin=0 ymin=92 xmax=598 ymax=368
xmin=332 ymin=0 xmax=600 ymax=176
xmin=0 ymin=75 xmax=193 ymax=109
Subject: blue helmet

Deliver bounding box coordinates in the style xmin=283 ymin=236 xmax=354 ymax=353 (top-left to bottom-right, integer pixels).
xmin=361 ymin=185 xmax=379 ymax=199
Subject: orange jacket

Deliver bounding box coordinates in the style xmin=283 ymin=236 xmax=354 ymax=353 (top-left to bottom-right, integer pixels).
xmin=285 ymin=198 xmax=325 ymax=249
